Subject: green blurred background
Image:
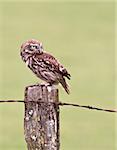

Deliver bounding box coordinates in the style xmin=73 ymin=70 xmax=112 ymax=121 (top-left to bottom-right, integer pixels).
xmin=0 ymin=1 xmax=115 ymax=150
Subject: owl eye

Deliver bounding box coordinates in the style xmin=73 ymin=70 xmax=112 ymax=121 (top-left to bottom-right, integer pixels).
xmin=34 ymin=45 xmax=39 ymax=49
xmin=30 ymin=44 xmax=39 ymax=50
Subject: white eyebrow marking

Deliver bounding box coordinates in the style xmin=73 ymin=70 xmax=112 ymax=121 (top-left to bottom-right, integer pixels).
xmin=30 ymin=43 xmax=39 ymax=46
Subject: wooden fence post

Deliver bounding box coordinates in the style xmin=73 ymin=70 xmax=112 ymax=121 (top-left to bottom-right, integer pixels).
xmin=24 ymin=84 xmax=60 ymax=150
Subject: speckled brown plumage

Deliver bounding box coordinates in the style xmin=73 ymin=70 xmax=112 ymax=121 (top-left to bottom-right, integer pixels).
xmin=20 ymin=39 xmax=71 ymax=94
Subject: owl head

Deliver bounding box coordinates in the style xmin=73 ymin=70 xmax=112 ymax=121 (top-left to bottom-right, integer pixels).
xmin=20 ymin=39 xmax=44 ymax=55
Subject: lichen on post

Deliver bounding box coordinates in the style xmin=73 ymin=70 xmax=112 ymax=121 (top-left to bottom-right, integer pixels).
xmin=24 ymin=84 xmax=60 ymax=150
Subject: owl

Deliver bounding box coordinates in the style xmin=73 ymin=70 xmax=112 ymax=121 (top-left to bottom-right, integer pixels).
xmin=20 ymin=39 xmax=71 ymax=94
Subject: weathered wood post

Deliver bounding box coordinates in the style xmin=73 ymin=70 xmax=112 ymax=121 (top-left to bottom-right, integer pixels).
xmin=24 ymin=84 xmax=60 ymax=150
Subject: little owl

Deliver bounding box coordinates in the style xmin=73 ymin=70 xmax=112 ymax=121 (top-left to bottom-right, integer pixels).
xmin=20 ymin=39 xmax=71 ymax=94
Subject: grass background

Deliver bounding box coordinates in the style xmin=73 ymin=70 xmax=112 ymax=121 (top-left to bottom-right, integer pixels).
xmin=0 ymin=1 xmax=115 ymax=150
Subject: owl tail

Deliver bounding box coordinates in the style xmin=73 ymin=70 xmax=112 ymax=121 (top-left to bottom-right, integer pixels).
xmin=59 ymin=77 xmax=70 ymax=94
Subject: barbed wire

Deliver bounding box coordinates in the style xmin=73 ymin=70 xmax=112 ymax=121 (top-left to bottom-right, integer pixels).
xmin=0 ymin=100 xmax=116 ymax=113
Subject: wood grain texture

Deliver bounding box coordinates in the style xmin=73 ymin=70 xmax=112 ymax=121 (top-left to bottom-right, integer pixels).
xmin=24 ymin=84 xmax=60 ymax=150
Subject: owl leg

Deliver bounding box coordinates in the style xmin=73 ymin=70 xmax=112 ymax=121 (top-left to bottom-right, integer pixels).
xmin=41 ymin=82 xmax=50 ymax=86
xmin=35 ymin=82 xmax=50 ymax=86
xmin=35 ymin=81 xmax=57 ymax=86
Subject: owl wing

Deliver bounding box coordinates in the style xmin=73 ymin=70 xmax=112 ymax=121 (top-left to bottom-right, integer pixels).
xmin=36 ymin=52 xmax=71 ymax=80
xmin=32 ymin=52 xmax=71 ymax=94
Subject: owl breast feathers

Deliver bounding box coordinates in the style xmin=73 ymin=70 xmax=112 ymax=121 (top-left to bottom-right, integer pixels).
xmin=20 ymin=39 xmax=71 ymax=94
